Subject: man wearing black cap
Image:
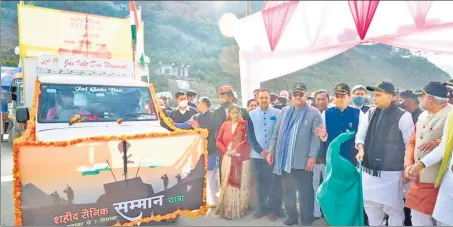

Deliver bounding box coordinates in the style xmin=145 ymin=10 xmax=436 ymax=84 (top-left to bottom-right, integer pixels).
xmin=186 ymin=90 xmax=198 ymax=108
xmin=403 ymin=82 xmax=452 ymax=226
xmin=397 ymin=90 xmax=422 ymax=226
xmin=398 ymin=89 xmax=423 ymax=124
xmin=314 ymin=83 xmax=363 ymax=222
xmin=267 ymin=83 xmax=322 ymax=226
xmin=316 ymin=83 xmax=363 ymax=165
xmin=354 ymin=81 xmax=414 ymax=226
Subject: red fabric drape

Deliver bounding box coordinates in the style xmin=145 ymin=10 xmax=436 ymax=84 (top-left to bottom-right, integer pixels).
xmin=407 ymin=1 xmax=433 ymax=28
xmin=347 ymin=0 xmax=380 ymax=40
xmin=262 ymin=1 xmax=299 ymax=51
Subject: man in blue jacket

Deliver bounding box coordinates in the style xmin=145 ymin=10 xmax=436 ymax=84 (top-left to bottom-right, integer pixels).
xmin=248 ymin=88 xmax=283 ymax=222
xmin=316 ymin=83 xmax=364 ymax=165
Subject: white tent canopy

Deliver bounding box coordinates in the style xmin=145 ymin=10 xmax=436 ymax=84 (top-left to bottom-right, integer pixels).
xmin=231 ymin=1 xmax=453 ymax=104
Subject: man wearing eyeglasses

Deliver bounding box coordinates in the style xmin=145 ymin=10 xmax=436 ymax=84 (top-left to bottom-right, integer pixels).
xmin=267 ymin=83 xmax=322 ymax=226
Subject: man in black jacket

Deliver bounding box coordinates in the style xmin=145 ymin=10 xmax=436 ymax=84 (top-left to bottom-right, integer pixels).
xmin=186 ymin=90 xmax=198 ymax=108
xmin=173 ymin=97 xmax=219 ymax=207
xmin=398 ymin=89 xmax=423 ymax=124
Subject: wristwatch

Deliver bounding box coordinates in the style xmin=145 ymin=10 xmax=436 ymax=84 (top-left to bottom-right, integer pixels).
xmin=416 ymin=161 xmax=426 ymax=168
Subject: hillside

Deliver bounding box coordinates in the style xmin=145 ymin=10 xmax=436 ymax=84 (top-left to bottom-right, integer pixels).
xmin=1 ymin=1 xmax=450 ymax=95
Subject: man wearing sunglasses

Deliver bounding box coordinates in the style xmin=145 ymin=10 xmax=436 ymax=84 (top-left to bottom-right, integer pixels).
xmin=267 ymin=83 xmax=322 ymax=226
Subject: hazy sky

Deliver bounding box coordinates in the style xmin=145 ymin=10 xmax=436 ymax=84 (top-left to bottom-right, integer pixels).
xmin=426 ymin=53 xmax=453 ymax=78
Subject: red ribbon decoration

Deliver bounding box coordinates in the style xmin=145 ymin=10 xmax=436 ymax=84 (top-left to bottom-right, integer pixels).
xmin=348 ymin=0 xmax=380 ymax=40
xmin=408 ymin=1 xmax=433 ymax=28
xmin=262 ymin=1 xmax=299 ymax=51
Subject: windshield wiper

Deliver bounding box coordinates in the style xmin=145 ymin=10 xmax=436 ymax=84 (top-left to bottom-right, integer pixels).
xmin=116 ymin=113 xmax=154 ymax=124
xmin=68 ymin=114 xmax=100 ymax=126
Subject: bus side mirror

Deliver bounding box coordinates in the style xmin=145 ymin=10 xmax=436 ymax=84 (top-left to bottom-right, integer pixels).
xmin=16 ymin=107 xmax=30 ymax=124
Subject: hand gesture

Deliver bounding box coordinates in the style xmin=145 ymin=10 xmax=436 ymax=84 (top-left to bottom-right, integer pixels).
xmin=418 ymin=141 xmax=438 ymax=152
xmin=260 ymin=150 xmax=269 ymax=158
xmin=408 ymin=163 xmax=424 ymax=181
xmin=402 ymin=169 xmax=410 ymax=184
xmin=305 ymin=157 xmax=316 ymax=171
xmin=266 ymin=152 xmax=274 ymax=166
xmin=315 ymin=124 xmax=327 ymax=138
xmin=404 ymin=165 xmax=412 ymax=179
xmin=190 ymin=120 xmax=200 ymax=129
xmin=356 ymin=147 xmax=365 ymax=161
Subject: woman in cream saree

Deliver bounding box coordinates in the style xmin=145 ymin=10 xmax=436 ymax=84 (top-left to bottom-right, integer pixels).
xmin=215 ymin=105 xmax=251 ymax=220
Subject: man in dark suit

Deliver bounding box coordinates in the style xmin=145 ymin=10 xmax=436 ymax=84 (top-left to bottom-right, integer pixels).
xmin=398 ymin=89 xmax=423 ymax=124
xmin=186 ymin=90 xmax=198 ymax=108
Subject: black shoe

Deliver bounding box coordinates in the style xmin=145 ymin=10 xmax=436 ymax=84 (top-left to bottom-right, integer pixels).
xmin=284 ymin=218 xmax=298 ymax=226
xmin=252 ymin=212 xmax=266 ymax=219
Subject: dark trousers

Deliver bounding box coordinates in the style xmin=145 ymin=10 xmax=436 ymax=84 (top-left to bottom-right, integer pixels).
xmin=252 ymin=159 xmax=273 ymax=213
xmin=281 ymin=169 xmax=315 ymax=225
xmin=268 ymin=173 xmax=283 ymax=215
xmin=251 ymin=159 xmax=283 ymax=215
xmin=404 ymin=198 xmax=412 ymax=226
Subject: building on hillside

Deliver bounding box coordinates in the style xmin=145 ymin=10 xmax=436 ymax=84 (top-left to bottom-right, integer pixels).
xmin=166 ymin=77 xmax=218 ymax=107
xmin=154 ymin=62 xmax=189 ymax=77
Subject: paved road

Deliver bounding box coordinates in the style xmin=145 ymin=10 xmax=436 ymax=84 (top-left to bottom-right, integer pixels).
xmin=0 ymin=142 xmax=326 ymax=226
xmin=1 ymin=142 xmax=14 ymax=226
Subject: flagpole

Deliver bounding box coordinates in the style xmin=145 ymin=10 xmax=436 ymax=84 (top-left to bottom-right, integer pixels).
xmin=133 ymin=48 xmax=136 ymax=80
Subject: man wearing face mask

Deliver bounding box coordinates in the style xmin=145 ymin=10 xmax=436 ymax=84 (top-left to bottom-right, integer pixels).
xmin=403 ymin=82 xmax=452 ymax=226
xmin=351 ymin=85 xmax=370 ymax=113
xmin=355 ymin=81 xmax=414 ymax=226
xmin=186 ymin=90 xmax=198 ymax=109
xmin=398 ymin=89 xmax=423 ymax=124
xmin=168 ymin=91 xmax=198 ymax=123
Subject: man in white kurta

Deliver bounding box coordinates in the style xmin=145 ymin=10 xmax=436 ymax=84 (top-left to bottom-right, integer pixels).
xmin=355 ymin=81 xmax=414 ymax=226
xmin=408 ymin=110 xmax=453 ymax=226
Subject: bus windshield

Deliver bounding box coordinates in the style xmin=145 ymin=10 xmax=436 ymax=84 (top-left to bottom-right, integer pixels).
xmin=37 ymin=84 xmax=158 ymax=123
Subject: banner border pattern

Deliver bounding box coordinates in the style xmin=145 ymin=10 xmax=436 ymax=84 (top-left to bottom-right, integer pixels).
xmin=13 ymin=81 xmax=209 ymax=226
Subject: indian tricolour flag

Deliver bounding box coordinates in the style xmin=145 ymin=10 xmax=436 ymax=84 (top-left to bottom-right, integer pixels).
xmin=76 ymin=163 xmax=111 ymax=176
xmin=129 ymin=0 xmax=147 ymax=70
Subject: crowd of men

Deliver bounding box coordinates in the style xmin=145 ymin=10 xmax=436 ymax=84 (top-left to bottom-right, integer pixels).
xmin=157 ymin=79 xmax=453 ymax=226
